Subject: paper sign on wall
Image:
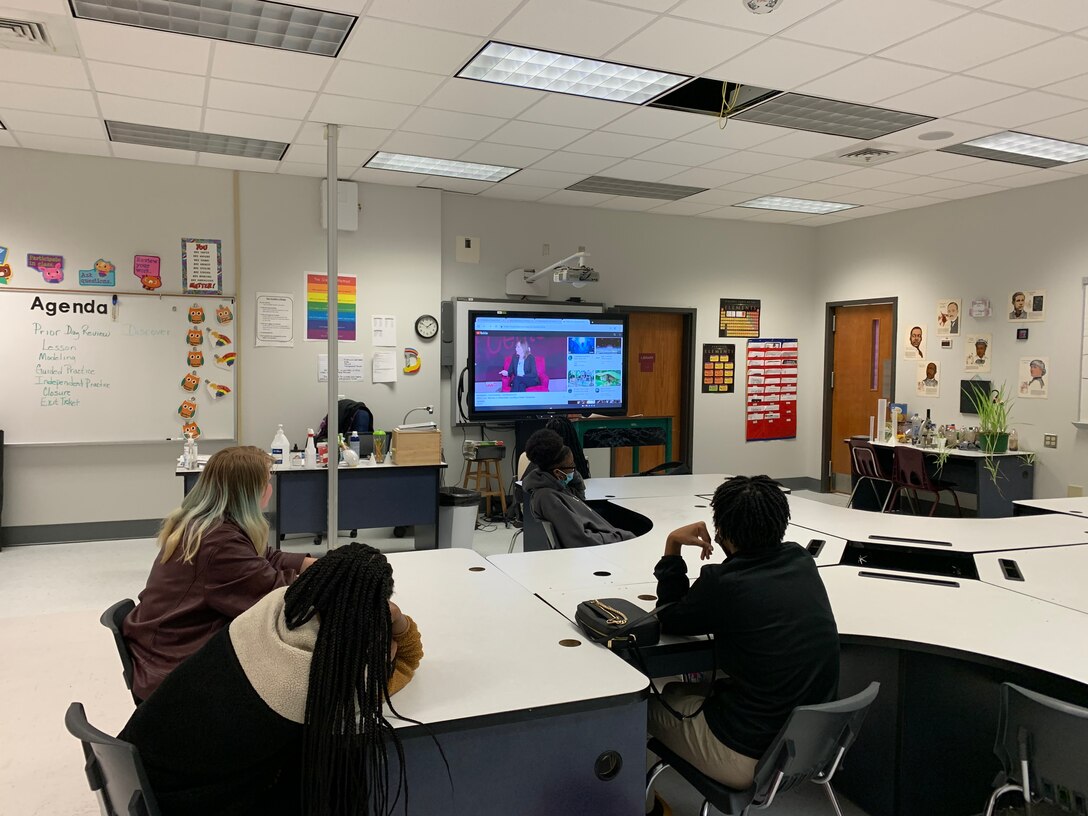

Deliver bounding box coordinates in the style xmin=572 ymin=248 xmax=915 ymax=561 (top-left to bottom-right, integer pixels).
xmin=256 ymin=292 xmax=294 ymax=347
xmin=305 ymin=272 xmax=357 ymax=341
xmin=702 ymin=344 xmax=735 ymax=394
xmin=318 ymin=354 xmax=365 ymax=382
xmin=134 ymin=255 xmax=162 ymax=291
xmin=182 ymin=239 xmax=223 ymax=294
xmin=719 ymin=298 xmax=760 ymax=338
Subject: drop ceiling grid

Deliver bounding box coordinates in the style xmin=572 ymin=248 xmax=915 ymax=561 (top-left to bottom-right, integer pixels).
xmin=0 ymin=0 xmax=1086 ymax=220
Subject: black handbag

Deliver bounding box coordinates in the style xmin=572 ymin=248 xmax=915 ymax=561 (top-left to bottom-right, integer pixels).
xmin=575 ymin=598 xmax=665 ymax=650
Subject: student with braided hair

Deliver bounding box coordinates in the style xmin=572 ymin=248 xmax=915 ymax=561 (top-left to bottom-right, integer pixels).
xmin=645 ymin=476 xmax=839 ymax=816
xmin=120 ymin=543 xmax=423 ymax=816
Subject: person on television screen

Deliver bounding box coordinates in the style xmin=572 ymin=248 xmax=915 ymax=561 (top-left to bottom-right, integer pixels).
xmin=1010 ymin=291 xmax=1027 ymax=319
xmin=499 ymin=338 xmax=541 ymax=392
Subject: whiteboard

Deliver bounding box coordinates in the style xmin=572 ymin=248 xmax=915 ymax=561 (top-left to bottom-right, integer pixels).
xmin=0 ymin=289 xmax=237 ymax=444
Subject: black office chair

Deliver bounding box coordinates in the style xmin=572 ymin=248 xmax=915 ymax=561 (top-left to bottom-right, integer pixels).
xmin=64 ymin=702 xmax=161 ymax=816
xmin=984 ymin=683 xmax=1088 ymax=816
xmin=647 ymin=682 xmax=880 ymax=816
xmin=100 ymin=599 xmax=140 ymax=705
xmin=624 ymin=460 xmax=691 ymax=477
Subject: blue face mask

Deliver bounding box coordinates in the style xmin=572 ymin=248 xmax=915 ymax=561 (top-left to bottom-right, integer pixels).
xmin=559 ymin=470 xmax=575 ymax=486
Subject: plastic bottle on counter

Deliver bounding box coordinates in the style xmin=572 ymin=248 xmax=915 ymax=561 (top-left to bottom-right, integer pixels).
xmin=1008 ymin=428 xmax=1019 ymax=452
xmin=304 ymin=429 xmax=317 ymax=469
xmin=181 ymin=433 xmax=193 ymax=469
xmin=189 ymin=433 xmax=198 ymax=467
xmin=271 ymin=424 xmax=290 ymax=466
xmin=349 ymin=430 xmax=361 ymax=458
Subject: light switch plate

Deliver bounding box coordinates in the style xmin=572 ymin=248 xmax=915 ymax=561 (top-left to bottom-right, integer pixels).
xmin=455 ymin=236 xmax=480 ymax=264
xmin=1043 ymin=433 xmax=1058 ymax=448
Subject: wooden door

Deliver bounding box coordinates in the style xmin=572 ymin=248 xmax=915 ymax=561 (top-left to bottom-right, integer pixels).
xmin=829 ymin=303 xmax=895 ymax=491
xmin=615 ymin=312 xmax=684 ymax=475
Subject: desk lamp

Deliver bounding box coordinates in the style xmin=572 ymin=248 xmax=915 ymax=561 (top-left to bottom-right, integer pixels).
xmin=403 ymin=405 xmax=435 ymax=425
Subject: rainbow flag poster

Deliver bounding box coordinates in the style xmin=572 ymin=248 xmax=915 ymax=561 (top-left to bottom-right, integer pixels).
xmin=305 ymin=272 xmax=357 ymax=341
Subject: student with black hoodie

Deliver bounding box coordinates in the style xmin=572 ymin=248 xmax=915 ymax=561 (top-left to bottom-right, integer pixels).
xmin=522 ymin=428 xmax=634 ymax=548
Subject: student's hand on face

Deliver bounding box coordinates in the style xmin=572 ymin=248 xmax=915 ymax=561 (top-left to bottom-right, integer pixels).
xmin=389 ymin=600 xmax=408 ymax=637
xmin=665 ymin=521 xmax=714 ymax=560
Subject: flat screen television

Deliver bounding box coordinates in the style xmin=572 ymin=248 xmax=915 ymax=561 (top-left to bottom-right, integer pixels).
xmin=467 ymin=310 xmax=628 ymax=421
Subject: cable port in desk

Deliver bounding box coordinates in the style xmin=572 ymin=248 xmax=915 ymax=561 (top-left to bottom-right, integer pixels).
xmin=840 ymin=540 xmax=978 ymax=580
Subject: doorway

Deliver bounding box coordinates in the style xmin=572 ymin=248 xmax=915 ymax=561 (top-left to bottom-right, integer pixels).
xmin=822 ymin=298 xmax=897 ymax=493
xmin=612 ymin=306 xmax=695 ymax=475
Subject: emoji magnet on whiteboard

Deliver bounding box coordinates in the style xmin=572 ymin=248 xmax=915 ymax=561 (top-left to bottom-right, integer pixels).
xmin=403 ymin=347 xmax=421 ymax=374
xmin=216 ymin=304 xmax=233 ymax=325
xmin=188 ymin=304 xmax=206 ymax=324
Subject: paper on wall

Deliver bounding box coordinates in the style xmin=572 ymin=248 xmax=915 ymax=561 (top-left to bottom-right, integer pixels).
xmin=372 ymin=315 xmax=397 ymax=347
xmin=318 ymin=354 xmax=365 ymax=382
xmin=256 ymin=293 xmax=294 ymax=347
xmin=372 ymin=348 xmax=397 ymax=383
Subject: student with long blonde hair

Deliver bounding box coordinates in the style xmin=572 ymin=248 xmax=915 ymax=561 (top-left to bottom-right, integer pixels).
xmin=124 ymin=446 xmax=315 ymax=701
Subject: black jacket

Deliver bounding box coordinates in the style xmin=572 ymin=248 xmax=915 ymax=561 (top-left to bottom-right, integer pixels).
xmin=522 ymin=464 xmax=634 ymax=548
xmin=655 ymin=543 xmax=839 ymax=759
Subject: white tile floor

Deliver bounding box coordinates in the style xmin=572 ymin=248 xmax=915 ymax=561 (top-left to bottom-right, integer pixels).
xmin=0 ymin=490 xmax=867 ymax=816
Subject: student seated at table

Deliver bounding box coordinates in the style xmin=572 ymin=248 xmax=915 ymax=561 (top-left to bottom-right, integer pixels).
xmin=124 ymin=446 xmax=316 ymax=701
xmin=646 ymin=475 xmax=839 ymax=815
xmin=522 ymin=428 xmax=635 ymax=548
xmin=121 ymin=543 xmax=422 ymax=816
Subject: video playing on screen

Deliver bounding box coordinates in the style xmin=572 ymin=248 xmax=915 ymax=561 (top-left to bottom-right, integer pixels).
xmin=468 ymin=311 xmax=628 ymax=421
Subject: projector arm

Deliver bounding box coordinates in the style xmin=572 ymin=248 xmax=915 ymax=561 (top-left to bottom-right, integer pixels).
xmin=523 ymin=250 xmax=591 ymax=284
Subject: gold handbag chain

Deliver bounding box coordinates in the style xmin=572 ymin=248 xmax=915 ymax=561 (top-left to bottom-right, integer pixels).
xmin=589 ymin=599 xmax=628 ymax=626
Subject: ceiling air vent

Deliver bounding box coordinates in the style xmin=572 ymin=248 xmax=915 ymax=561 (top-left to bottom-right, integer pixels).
xmin=0 ymin=18 xmax=52 ymax=51
xmin=838 ymin=147 xmax=899 ymax=165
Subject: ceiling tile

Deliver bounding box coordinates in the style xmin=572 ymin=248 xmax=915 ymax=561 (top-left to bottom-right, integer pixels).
xmin=986 ymin=0 xmax=1088 ymax=32
xmin=74 ymin=19 xmax=210 ymax=75
xmin=17 ymin=133 xmax=110 ymax=156
xmin=283 ymin=144 xmax=376 ymax=167
xmin=776 ymin=182 xmax=863 ymax=201
xmin=668 ymin=0 xmax=841 ymax=35
xmin=110 ymin=142 xmax=197 ymax=165
xmin=711 ymin=39 xmax=861 ymax=91
xmin=518 ymin=95 xmax=627 ymax=130
xmin=602 ymin=159 xmax=689 ymax=181
xmin=925 ymin=182 xmax=1005 ymax=199
xmin=350 ymin=167 xmax=428 ymax=186
xmin=880 ymin=118 xmax=998 ymax=149
xmin=967 ymin=36 xmax=1088 ymax=87
xmin=338 ymin=18 xmax=481 ymax=74
xmin=608 ymin=17 xmax=764 ymax=75
xmin=595 ymin=197 xmax=661 ymax=211
xmin=210 ymin=42 xmax=333 ymax=92
xmin=743 ymin=210 xmax=814 ymax=223
xmin=607 ymin=0 xmax=680 ymax=11
xmin=366 ymin=0 xmax=523 ymax=36
xmin=956 ymin=91 xmax=1084 ymax=128
xmin=0 ymin=131 xmax=18 ymax=147
xmin=197 ymin=154 xmax=279 ymax=173
xmin=702 ymin=150 xmax=796 ymax=174
xmin=661 ymin=167 xmax=747 ymax=187
xmin=783 ymin=0 xmax=967 ymax=53
xmin=401 ymin=107 xmax=506 ymax=140
xmin=98 ymin=93 xmax=202 ymax=131
xmin=719 ymin=175 xmax=800 ymax=194
xmin=531 ymin=151 xmax=619 ymax=173
xmin=635 ymin=140 xmax=733 ymax=165
xmin=295 ymin=122 xmax=390 ymax=148
xmin=89 ymin=62 xmax=206 ymax=107
xmin=548 ymin=129 xmax=648 ymax=156
xmin=877 ymin=175 xmax=965 ymax=195
xmin=754 ymin=130 xmax=858 ymax=159
xmin=882 ymin=195 xmax=946 ymax=209
xmin=1047 ymin=70 xmax=1088 ymax=100
xmin=698 ymin=206 xmax=759 ymax=220
xmin=881 ymin=13 xmax=1055 ymax=72
xmin=878 ymin=75 xmax=1021 ymax=118
xmin=1025 ymin=108 xmax=1088 ymax=140
xmin=878 ymin=150 xmax=983 ymax=175
xmin=378 ymin=132 xmax=476 ymax=160
xmin=207 ymin=80 xmax=315 ymax=120
xmin=497 ymin=0 xmax=655 ymax=58
xmin=491 ymin=122 xmax=602 ymax=150
xmin=678 ymin=188 xmax=752 ymax=205
xmin=479 ymin=184 xmax=553 ymax=201
xmin=0 ymin=109 xmax=105 ymax=139
xmin=0 ymin=52 xmax=89 ymax=90
xmin=537 ymin=190 xmax=616 ymax=207
xmin=309 ymin=95 xmax=415 ymax=129
xmin=425 ymin=78 xmax=544 ymax=118
xmin=278 ymin=162 xmax=332 ymax=177
xmin=679 ymin=119 xmax=784 ymax=150
xmin=419 ymin=177 xmax=493 ymax=194
xmin=0 ymin=82 xmax=97 ymax=117
xmin=797 ymin=59 xmax=946 ymax=105
xmin=934 ymin=161 xmax=1035 ymax=182
xmin=835 ymin=188 xmax=908 ymax=205
xmin=828 ymin=167 xmax=917 ymax=188
xmin=647 ymin=200 xmax=720 ymax=215
xmin=988 ymin=168 xmax=1074 ymax=187
xmin=601 ymin=107 xmax=707 ymax=139
xmin=202 ymin=109 xmax=301 ymax=143
xmin=765 ymin=160 xmax=856 ymax=182
xmin=508 ymin=168 xmax=589 ymax=189
xmin=324 ymin=62 xmax=444 ymax=105
xmin=458 ymin=142 xmax=552 ymax=167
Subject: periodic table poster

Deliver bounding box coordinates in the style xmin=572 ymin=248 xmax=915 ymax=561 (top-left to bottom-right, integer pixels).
xmin=702 ymin=343 xmax=735 ymax=393
xmin=745 ymin=338 xmax=798 ymax=441
xmin=719 ymin=298 xmax=760 ymax=337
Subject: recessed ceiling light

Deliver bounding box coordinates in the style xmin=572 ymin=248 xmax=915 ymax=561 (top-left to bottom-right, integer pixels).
xmin=735 ymin=196 xmax=857 ymax=214
xmin=733 ymin=93 xmax=933 ymax=140
xmin=365 ymin=152 xmax=518 ymax=182
xmin=69 ymin=0 xmax=356 ymax=57
xmin=917 ymin=130 xmax=954 ymax=141
xmin=567 ymin=176 xmax=707 ymax=200
xmin=457 ymin=41 xmax=690 ymax=105
xmin=106 ymin=121 xmax=289 ymax=160
xmin=940 ymin=131 xmax=1088 ymax=168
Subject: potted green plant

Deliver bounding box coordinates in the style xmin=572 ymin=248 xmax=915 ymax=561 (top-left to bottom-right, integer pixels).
xmin=967 ymin=382 xmax=1012 ymax=453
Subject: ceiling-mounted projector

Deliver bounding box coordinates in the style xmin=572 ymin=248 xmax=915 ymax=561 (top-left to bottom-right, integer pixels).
xmin=553 ymin=266 xmax=599 ymax=285
xmin=505 ymin=248 xmax=598 ymax=296
xmin=743 ymin=0 xmax=784 ymax=12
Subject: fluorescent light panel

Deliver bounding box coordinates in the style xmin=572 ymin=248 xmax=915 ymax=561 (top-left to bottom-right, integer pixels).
xmin=106 ymin=120 xmax=289 ymax=160
xmin=69 ymin=0 xmax=355 ymax=57
xmin=567 ymin=176 xmax=707 ymax=200
xmin=940 ymin=131 xmax=1088 ymax=169
xmin=735 ymin=196 xmax=857 ymax=214
xmin=365 ymin=152 xmax=518 ymax=182
xmin=733 ymin=93 xmax=933 ymax=140
xmin=457 ymin=41 xmax=690 ymax=105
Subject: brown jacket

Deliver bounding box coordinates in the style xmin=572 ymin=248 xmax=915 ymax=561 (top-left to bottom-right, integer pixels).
xmin=123 ymin=520 xmax=307 ymax=701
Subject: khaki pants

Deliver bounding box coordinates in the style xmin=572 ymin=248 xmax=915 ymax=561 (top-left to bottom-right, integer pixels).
xmin=648 ymin=682 xmax=758 ymax=790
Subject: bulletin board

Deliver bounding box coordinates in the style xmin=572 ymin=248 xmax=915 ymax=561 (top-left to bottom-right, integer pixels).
xmin=0 ymin=289 xmax=236 ymax=444
xmin=745 ymin=338 xmax=798 ymax=441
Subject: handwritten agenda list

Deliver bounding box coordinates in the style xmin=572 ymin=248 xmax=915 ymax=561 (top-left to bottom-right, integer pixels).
xmin=32 ymin=321 xmax=112 ymax=407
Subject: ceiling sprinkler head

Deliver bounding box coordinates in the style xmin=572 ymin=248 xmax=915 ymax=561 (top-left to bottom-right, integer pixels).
xmin=744 ymin=0 xmax=784 ymax=13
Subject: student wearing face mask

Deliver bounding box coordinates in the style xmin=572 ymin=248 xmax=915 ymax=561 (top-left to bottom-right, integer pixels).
xmin=521 ymin=429 xmax=635 ymax=548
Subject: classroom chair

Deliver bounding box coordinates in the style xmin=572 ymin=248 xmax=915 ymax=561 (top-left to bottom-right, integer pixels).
xmin=984 ymin=683 xmax=1088 ymax=816
xmin=100 ymin=599 xmax=140 ymax=705
xmin=624 ymin=460 xmax=690 ymax=477
xmin=65 ymin=702 xmax=161 ymax=816
xmin=647 ymin=682 xmax=880 ymax=816
xmin=846 ymin=439 xmax=893 ymax=512
xmin=886 ymin=445 xmax=962 ymax=517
